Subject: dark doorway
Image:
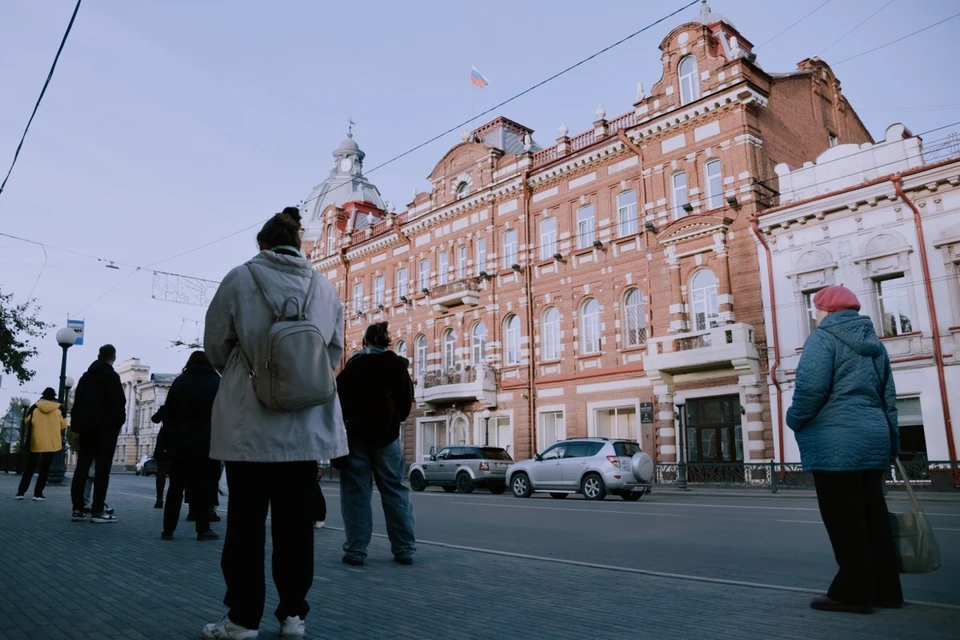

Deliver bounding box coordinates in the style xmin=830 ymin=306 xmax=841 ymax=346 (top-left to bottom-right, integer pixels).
xmin=684 ymin=395 xmax=744 ymax=482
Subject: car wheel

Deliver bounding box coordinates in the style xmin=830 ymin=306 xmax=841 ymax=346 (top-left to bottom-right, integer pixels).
xmin=489 ymin=485 xmax=506 ymax=495
xmin=409 ymin=471 xmax=426 ymax=492
xmin=511 ymin=473 xmax=532 ymax=498
xmin=455 ymin=472 xmax=474 ymax=494
xmin=442 ymin=486 xmax=456 ymax=493
xmin=621 ymin=492 xmax=643 ymax=501
xmin=581 ymin=473 xmax=606 ymax=501
xmin=549 ymin=493 xmax=568 ymax=499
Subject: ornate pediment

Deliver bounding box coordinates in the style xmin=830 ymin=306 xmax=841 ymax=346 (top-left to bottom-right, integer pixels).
xmin=656 ymin=215 xmax=733 ymax=246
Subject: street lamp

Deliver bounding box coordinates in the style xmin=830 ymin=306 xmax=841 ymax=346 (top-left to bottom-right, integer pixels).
xmin=674 ymin=394 xmax=689 ymax=491
xmin=481 ymin=409 xmax=492 ymax=446
xmin=47 ymin=327 xmax=78 ymax=485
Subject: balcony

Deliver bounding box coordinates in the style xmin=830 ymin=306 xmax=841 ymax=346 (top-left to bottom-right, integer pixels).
xmin=415 ymin=364 xmax=497 ymax=408
xmin=430 ymin=277 xmax=483 ymax=311
xmin=645 ymin=323 xmax=759 ymax=375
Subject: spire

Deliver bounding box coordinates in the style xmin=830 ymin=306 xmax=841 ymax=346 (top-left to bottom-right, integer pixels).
xmin=700 ymin=0 xmax=711 ymax=23
xmin=347 ymin=117 xmax=355 ymax=137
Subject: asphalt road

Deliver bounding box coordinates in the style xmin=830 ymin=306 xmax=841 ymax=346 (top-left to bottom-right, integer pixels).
xmin=110 ymin=474 xmax=960 ymax=606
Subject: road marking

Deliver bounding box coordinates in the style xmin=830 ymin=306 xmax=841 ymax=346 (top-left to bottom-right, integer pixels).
xmin=933 ymin=526 xmax=960 ymax=532
xmin=450 ymin=501 xmax=680 ymax=517
xmin=778 ymin=519 xmax=821 ymax=524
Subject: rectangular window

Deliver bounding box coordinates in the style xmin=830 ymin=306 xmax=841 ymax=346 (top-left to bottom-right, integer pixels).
xmin=617 ymin=191 xmax=638 ymax=237
xmin=895 ymin=397 xmax=927 ymax=461
xmin=503 ymin=229 xmax=518 ymax=269
xmin=577 ymin=205 xmax=595 ymax=249
xmin=374 ymin=276 xmax=384 ymax=307
xmin=457 ymin=246 xmax=468 ymax=280
xmin=486 ymin=416 xmax=513 ymax=458
xmin=595 ymin=406 xmax=638 ymax=441
xmin=705 ymin=160 xmax=723 ymax=210
xmin=539 ymin=411 xmax=565 ymax=450
xmin=353 ymin=282 xmax=363 ymax=314
xmin=419 ymin=259 xmax=430 ymax=291
xmin=415 ymin=338 xmax=427 ymax=374
xmin=397 ymin=267 xmax=408 ymax=299
xmin=803 ymin=288 xmax=824 ymax=334
xmin=439 ymin=251 xmax=449 ymax=285
xmin=420 ymin=420 xmax=448 ymax=461
xmin=672 ymin=172 xmax=689 ymax=219
xmin=876 ymin=275 xmax=913 ymax=337
xmin=476 ymin=238 xmax=487 ymax=276
xmin=540 ymin=217 xmax=557 ymax=260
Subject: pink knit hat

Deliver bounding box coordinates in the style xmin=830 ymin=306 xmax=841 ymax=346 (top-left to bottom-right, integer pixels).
xmin=813 ymin=285 xmax=861 ymax=313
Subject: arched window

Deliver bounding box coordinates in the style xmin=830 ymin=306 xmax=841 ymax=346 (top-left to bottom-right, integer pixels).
xmin=617 ymin=190 xmax=638 ymax=237
xmin=581 ymin=298 xmax=601 ymax=355
xmin=679 ymin=55 xmax=700 ymax=105
xmin=542 ymin=307 xmax=561 ymax=361
xmin=456 ymin=182 xmax=470 ymax=200
xmin=691 ymin=270 xmax=719 ymax=331
xmin=415 ymin=335 xmax=428 ymax=375
xmin=623 ymin=289 xmax=646 ymax=347
xmin=326 ymin=224 xmax=335 ymax=255
xmin=396 ymin=340 xmax=407 ymax=360
xmin=442 ymin=329 xmax=457 ymax=370
xmin=504 ymin=315 xmax=521 ymax=365
xmin=471 ymin=322 xmax=487 ymax=366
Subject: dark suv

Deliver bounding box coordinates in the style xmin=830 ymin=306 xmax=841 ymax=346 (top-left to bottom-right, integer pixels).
xmin=408 ymin=446 xmax=513 ymax=494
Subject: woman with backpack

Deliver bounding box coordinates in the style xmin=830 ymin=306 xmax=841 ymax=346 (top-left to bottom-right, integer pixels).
xmin=202 ymin=207 xmax=347 ymax=640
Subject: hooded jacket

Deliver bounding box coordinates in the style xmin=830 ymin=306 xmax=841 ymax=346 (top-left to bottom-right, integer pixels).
xmin=786 ymin=310 xmax=899 ymax=471
xmin=71 ymin=359 xmax=127 ymax=434
xmin=204 ymin=250 xmax=348 ymax=462
xmin=162 ymin=363 xmax=220 ymax=459
xmin=25 ymin=400 xmax=67 ymax=453
xmin=336 ymin=347 xmax=414 ymax=448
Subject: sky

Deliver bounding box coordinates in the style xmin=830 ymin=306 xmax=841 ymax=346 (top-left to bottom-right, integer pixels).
xmin=1 ymin=0 xmax=959 ymax=409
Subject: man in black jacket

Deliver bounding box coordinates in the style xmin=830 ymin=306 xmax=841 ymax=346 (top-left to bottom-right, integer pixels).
xmin=335 ymin=322 xmax=416 ymax=566
xmin=70 ymin=344 xmax=127 ymax=523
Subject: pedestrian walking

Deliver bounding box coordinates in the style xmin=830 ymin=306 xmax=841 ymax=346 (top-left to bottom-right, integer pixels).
xmin=70 ymin=344 xmax=126 ymax=524
xmin=314 ymin=465 xmax=326 ymax=529
xmin=161 ymin=351 xmax=222 ymax=542
xmin=15 ymin=388 xmax=66 ymax=500
xmin=152 ymin=405 xmax=172 ymax=509
xmin=335 ymin=322 xmax=416 ymax=567
xmin=201 ymin=207 xmax=347 ymax=640
xmin=787 ymin=285 xmax=903 ymax=614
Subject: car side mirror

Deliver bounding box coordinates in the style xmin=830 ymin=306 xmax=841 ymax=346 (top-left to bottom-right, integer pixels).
xmin=430 ymin=454 xmax=436 ymax=461
xmin=534 ymin=453 xmax=542 ymax=462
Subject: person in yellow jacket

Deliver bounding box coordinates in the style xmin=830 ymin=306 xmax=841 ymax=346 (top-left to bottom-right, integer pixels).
xmin=15 ymin=388 xmax=67 ymax=501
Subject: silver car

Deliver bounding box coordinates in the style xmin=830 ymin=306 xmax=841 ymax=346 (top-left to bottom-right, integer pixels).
xmin=408 ymin=446 xmax=513 ymax=494
xmin=505 ymin=438 xmax=654 ymax=501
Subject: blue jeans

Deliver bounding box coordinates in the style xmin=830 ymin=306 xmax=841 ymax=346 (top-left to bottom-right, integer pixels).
xmin=339 ymin=438 xmax=416 ymax=560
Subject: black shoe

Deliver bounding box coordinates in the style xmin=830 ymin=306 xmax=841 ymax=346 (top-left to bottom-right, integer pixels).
xmin=90 ymin=511 xmax=118 ymax=524
xmin=394 ymin=556 xmax=414 ymax=566
xmin=197 ymin=530 xmax=220 ymax=541
xmin=209 ymin=510 xmax=221 ymax=523
xmin=161 ymin=531 xmax=173 ymax=541
xmin=154 ymin=500 xmax=163 ymax=509
xmin=71 ymin=510 xmax=87 ymax=522
xmin=342 ymin=555 xmax=364 ymax=566
xmin=810 ymin=597 xmax=872 ymax=614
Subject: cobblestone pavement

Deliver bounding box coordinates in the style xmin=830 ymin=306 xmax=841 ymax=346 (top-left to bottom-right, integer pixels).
xmin=0 ymin=474 xmax=957 ymax=639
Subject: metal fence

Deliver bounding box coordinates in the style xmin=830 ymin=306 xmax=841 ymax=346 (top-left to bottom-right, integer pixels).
xmin=655 ymin=461 xmax=960 ymax=493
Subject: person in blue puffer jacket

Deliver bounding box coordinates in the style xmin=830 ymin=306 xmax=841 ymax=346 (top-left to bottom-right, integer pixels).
xmin=787 ymin=284 xmax=902 ymax=615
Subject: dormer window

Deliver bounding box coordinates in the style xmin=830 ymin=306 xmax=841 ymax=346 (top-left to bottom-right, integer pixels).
xmin=456 ymin=181 xmax=470 ymax=200
xmin=679 ymin=55 xmax=700 ymax=105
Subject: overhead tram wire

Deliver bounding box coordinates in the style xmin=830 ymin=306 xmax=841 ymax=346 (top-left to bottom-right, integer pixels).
xmin=832 ymin=11 xmax=960 ymax=66
xmin=0 ymin=0 xmax=83 ymax=201
xmin=817 ymin=0 xmax=896 ymax=57
xmin=755 ymin=0 xmax=834 ymax=49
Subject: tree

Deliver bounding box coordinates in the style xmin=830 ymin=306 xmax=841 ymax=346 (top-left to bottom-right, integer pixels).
xmin=0 ymin=288 xmax=50 ymax=385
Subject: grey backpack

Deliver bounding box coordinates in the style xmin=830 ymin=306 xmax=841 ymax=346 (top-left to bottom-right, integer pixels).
xmin=239 ymin=265 xmax=337 ymax=411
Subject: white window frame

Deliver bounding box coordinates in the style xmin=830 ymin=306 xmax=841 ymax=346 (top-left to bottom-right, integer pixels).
xmin=672 ymin=171 xmax=689 ymax=219
xmin=395 ymin=340 xmax=407 ymax=360
xmin=419 ymin=259 xmax=430 ymax=291
xmin=587 ymin=399 xmax=642 ymax=442
xmin=503 ymin=229 xmax=518 ymax=269
xmin=476 ymin=237 xmax=487 ymax=276
xmin=457 ymin=246 xmax=468 ymax=280
xmin=540 ymin=217 xmax=557 ymax=260
xmin=415 ymin=335 xmax=428 ymax=374
xmin=623 ymin=289 xmax=646 ymax=348
xmin=353 ymin=282 xmax=363 ymax=314
xmin=691 ymin=270 xmax=720 ymax=331
xmin=617 ymin=190 xmax=638 ymax=237
xmin=537 ymin=408 xmax=566 ymax=452
xmin=803 ymin=288 xmax=825 ymax=335
xmin=326 ymin=225 xmax=335 ymax=255
xmin=875 ymin=274 xmax=914 ymax=337
xmin=397 ymin=267 xmax=409 ymax=299
xmin=704 ymin=159 xmax=723 ymax=211
xmin=471 ymin=322 xmax=487 ymax=366
xmin=456 ymin=182 xmax=469 ymax=200
xmin=505 ymin=315 xmax=521 ymax=365
xmin=581 ymin=298 xmax=601 ymax=355
xmin=442 ymin=329 xmax=457 ymax=371
xmin=577 ymin=204 xmax=595 ymax=249
xmin=678 ymin=55 xmax=700 ymax=105
xmin=417 ymin=416 xmax=450 ymax=461
xmin=473 ymin=411 xmax=514 ymax=457
xmin=373 ymin=276 xmax=384 ymax=307
xmin=439 ymin=251 xmax=449 ymax=285
xmin=542 ymin=307 xmax=561 ymax=361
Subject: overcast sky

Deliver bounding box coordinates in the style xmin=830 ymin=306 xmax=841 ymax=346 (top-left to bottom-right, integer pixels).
xmin=1 ymin=0 xmax=959 ymax=409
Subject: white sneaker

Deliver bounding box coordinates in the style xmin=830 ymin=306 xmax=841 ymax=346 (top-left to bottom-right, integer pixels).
xmin=281 ymin=616 xmax=306 ymax=638
xmin=314 ymin=520 xmax=325 ymax=529
xmin=14 ymin=495 xmax=24 ymax=500
xmin=32 ymin=496 xmax=46 ymax=501
xmin=202 ymin=616 xmax=259 ymax=639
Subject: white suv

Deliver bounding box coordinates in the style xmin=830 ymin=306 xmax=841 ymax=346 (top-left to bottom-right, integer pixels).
xmin=505 ymin=439 xmax=654 ymax=501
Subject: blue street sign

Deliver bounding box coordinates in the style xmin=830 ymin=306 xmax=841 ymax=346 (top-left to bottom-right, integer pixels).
xmin=67 ymin=319 xmax=84 ymax=346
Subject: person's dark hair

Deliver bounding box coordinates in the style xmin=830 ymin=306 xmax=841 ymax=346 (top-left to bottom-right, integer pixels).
xmin=363 ymin=322 xmax=391 ymax=349
xmin=183 ymin=350 xmax=211 ymax=371
xmin=257 ymin=206 xmax=303 ymax=251
xmin=98 ymin=344 xmax=117 ymax=362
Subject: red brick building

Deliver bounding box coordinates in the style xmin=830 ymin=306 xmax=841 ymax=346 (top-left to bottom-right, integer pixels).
xmin=304 ymin=4 xmax=871 ymax=467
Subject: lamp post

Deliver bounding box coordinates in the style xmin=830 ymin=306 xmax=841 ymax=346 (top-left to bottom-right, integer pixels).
xmin=47 ymin=327 xmax=78 ymax=485
xmin=481 ymin=409 xmax=492 ymax=447
xmin=674 ymin=394 xmax=689 ymax=491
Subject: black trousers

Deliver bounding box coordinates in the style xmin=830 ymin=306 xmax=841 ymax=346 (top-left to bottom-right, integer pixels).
xmin=315 ymin=479 xmax=326 ymax=522
xmin=164 ymin=457 xmax=219 ymax=534
xmin=18 ymin=452 xmax=54 ymax=497
xmin=70 ymin=429 xmax=119 ymax=513
xmin=222 ymin=461 xmax=315 ymax=630
xmin=814 ymin=470 xmax=904 ymax=606
xmin=156 ymin=461 xmax=171 ymax=502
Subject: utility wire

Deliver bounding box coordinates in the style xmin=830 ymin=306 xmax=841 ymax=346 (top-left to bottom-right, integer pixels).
xmin=832 ymin=11 xmax=960 ymax=65
xmin=0 ymin=0 xmax=82 ymax=200
xmin=756 ymin=0 xmax=834 ymax=49
xmin=818 ymin=0 xmax=895 ymax=56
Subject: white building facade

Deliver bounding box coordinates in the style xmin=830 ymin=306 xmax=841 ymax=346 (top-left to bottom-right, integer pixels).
xmin=756 ymin=123 xmax=960 ymax=464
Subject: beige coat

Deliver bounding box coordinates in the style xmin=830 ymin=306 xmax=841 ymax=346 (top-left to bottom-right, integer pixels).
xmin=204 ymin=251 xmax=348 ymax=462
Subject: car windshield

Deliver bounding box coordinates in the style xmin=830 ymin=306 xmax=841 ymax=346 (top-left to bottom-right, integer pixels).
xmin=613 ymin=441 xmax=641 ymax=457
xmin=480 ymin=448 xmax=513 ymax=461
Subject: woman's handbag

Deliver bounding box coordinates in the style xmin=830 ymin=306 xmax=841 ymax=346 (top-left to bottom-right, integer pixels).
xmin=889 ymin=459 xmax=941 ymax=574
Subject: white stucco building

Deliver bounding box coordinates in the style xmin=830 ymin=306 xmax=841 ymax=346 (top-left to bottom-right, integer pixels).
xmin=755 ymin=123 xmax=960 ymax=464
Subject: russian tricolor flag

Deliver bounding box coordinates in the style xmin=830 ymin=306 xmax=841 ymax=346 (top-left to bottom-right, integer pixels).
xmin=470 ymin=66 xmax=488 ymax=88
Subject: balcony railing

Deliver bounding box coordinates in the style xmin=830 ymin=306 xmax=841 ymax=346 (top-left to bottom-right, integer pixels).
xmin=415 ymin=364 xmax=497 ymax=408
xmin=645 ymin=323 xmax=758 ymax=374
xmin=430 ymin=277 xmax=483 ymax=309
